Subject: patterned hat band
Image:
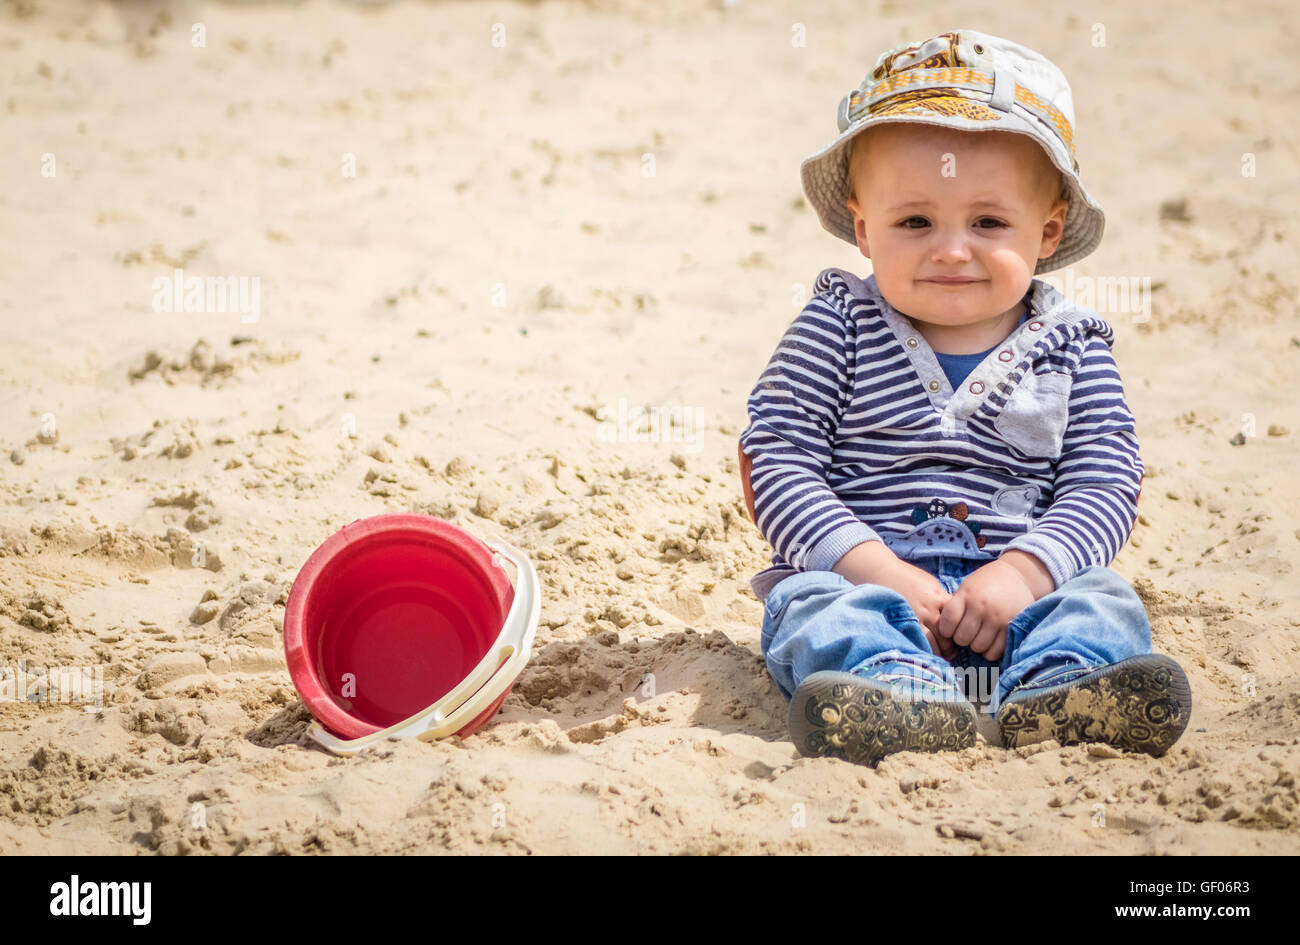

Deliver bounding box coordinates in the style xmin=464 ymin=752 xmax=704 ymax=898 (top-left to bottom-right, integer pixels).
xmin=837 ymin=67 xmax=1078 ymax=170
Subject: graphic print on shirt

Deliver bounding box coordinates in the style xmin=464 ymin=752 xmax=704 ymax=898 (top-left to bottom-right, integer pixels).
xmin=882 ymin=498 xmax=995 ymax=563
xmin=991 ymin=484 xmax=1041 ymax=517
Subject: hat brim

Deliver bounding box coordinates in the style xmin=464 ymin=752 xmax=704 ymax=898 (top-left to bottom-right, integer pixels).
xmin=801 ymin=108 xmax=1104 ymax=273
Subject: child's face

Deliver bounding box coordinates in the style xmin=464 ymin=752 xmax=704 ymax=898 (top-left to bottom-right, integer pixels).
xmin=845 ymin=124 xmax=1069 ymax=332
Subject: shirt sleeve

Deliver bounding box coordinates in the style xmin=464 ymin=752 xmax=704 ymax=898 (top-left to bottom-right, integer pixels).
xmin=738 ymin=290 xmax=882 ymax=572
xmin=1001 ymin=334 xmax=1145 ymax=589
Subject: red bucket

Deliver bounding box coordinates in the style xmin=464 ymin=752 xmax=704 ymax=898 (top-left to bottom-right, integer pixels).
xmin=283 ymin=514 xmax=538 ymax=753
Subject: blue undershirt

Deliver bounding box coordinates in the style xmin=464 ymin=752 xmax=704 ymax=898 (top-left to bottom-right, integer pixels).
xmin=933 ymin=311 xmax=1029 ymax=389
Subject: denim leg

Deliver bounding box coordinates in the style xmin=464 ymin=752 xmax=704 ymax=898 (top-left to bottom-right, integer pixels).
xmin=993 ymin=565 xmax=1153 ymax=712
xmin=759 ymin=570 xmax=950 ymax=702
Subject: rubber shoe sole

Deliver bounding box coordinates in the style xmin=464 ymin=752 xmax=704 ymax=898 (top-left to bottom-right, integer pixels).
xmin=788 ymin=670 xmax=978 ymax=767
xmin=996 ymin=653 xmax=1192 ymax=757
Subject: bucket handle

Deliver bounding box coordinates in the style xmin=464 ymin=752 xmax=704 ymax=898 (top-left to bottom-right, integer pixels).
xmin=306 ymin=535 xmax=540 ymax=756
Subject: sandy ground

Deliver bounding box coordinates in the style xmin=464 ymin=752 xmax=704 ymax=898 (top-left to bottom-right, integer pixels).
xmin=1 ymin=0 xmax=1298 ymax=855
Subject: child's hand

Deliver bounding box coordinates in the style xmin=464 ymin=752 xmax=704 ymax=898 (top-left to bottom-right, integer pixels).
xmin=872 ymin=558 xmax=956 ymax=660
xmin=831 ymin=541 xmax=953 ymax=659
xmin=883 ymin=561 xmax=956 ymax=657
xmin=935 ymin=560 xmax=1035 ymax=662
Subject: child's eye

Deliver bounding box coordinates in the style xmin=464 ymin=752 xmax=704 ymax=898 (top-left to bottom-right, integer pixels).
xmin=895 ymin=216 xmax=1007 ymax=229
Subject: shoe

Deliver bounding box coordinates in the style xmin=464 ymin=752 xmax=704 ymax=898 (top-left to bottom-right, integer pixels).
xmin=996 ymin=653 xmax=1192 ymax=756
xmin=788 ymin=669 xmax=977 ymax=767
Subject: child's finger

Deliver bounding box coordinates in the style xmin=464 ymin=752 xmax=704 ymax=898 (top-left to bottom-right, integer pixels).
xmin=927 ymin=627 xmax=957 ymax=661
xmin=937 ymin=594 xmax=964 ymax=638
xmin=985 ymin=626 xmax=1007 ymax=662
xmin=969 ymin=620 xmax=1000 ymax=657
xmin=951 ymin=608 xmax=980 ymax=647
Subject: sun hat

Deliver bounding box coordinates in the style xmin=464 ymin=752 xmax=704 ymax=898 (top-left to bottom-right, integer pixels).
xmin=800 ymin=29 xmax=1105 ymax=273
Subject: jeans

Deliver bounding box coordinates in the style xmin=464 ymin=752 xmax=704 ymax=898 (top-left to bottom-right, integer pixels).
xmin=759 ymin=553 xmax=1153 ymax=714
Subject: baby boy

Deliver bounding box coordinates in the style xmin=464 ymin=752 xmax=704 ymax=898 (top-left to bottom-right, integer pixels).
xmin=737 ymin=30 xmax=1192 ymax=766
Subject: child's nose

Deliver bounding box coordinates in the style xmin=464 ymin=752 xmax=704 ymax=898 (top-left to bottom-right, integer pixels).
xmin=929 ymin=230 xmax=973 ymax=263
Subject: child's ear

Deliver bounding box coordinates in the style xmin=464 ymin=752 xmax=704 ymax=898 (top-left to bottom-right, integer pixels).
xmin=846 ymin=196 xmax=872 ymax=258
xmin=1037 ymin=197 xmax=1069 ymax=260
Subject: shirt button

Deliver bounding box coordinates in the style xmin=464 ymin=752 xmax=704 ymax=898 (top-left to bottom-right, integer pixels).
xmin=969 ymin=380 xmax=985 ymax=394
xmin=998 ymin=350 xmax=1013 ymax=362
xmin=905 ymin=337 xmax=919 ymax=348
xmin=1028 ymin=320 xmax=1043 ymax=331
xmin=927 ymin=379 xmax=941 ymax=392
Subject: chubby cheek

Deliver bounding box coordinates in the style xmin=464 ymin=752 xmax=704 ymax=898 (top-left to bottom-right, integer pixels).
xmin=871 ymin=267 xmax=924 ymax=314
xmin=985 ymin=245 xmax=1036 ymax=284
xmin=868 ymin=259 xmax=907 ymax=293
xmin=863 ymin=232 xmax=914 ymax=281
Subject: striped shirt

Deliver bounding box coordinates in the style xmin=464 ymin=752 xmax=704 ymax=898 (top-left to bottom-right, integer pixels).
xmin=739 ymin=268 xmax=1145 ymax=601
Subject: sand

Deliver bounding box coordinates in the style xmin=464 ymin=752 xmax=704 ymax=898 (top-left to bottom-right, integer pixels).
xmin=1 ymin=0 xmax=1297 ymax=854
